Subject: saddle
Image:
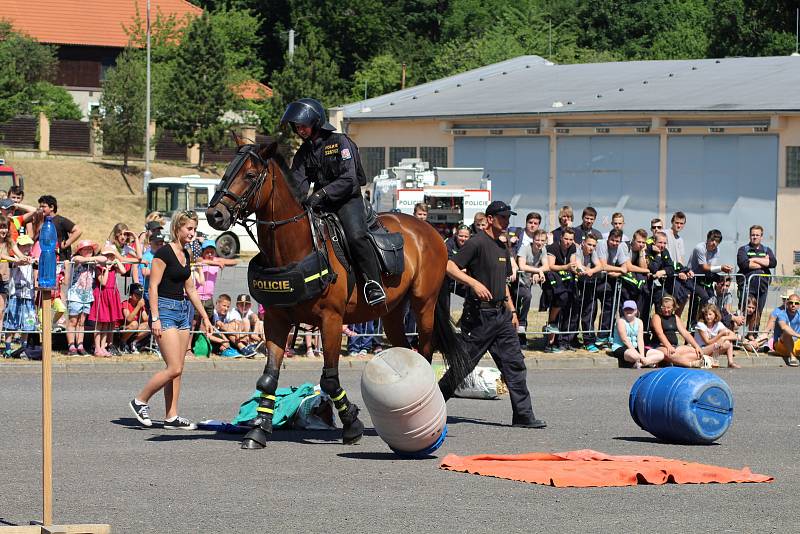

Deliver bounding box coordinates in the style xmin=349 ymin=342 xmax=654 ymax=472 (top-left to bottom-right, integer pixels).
xmin=318 ymin=200 xmax=405 ymax=277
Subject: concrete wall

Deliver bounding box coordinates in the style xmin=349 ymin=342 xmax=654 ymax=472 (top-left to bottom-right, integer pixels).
xmin=344 ymin=111 xmax=800 ymax=272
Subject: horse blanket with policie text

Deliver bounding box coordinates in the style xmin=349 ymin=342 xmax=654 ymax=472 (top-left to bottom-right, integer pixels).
xmin=248 ymin=251 xmax=334 ymax=307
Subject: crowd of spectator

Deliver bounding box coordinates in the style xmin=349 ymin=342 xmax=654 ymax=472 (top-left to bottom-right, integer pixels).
xmin=0 ymin=188 xmax=797 ymax=368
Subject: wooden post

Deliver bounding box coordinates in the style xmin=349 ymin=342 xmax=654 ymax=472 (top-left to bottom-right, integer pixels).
xmin=41 ymin=289 xmax=53 ymax=525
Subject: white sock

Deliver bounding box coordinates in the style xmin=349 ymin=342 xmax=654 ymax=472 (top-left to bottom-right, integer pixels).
xmin=133 ymin=398 xmax=147 ymax=406
xmin=165 ymin=415 xmax=177 ymax=422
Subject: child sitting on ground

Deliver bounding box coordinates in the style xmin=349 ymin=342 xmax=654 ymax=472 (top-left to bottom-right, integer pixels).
xmin=694 ymin=302 xmax=740 ymax=369
xmin=611 ymin=299 xmax=665 ymax=369
xmin=120 ymin=283 xmax=148 ymax=353
xmin=4 ymin=235 xmax=37 ymax=357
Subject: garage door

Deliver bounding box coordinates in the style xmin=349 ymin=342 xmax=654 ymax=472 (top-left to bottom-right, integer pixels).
xmin=667 ymin=135 xmax=777 ymax=264
xmin=454 ymin=137 xmax=550 ymax=227
xmin=557 ymin=136 xmax=660 ymax=236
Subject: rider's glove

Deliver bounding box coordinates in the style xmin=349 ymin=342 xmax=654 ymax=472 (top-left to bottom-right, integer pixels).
xmin=304 ymin=189 xmax=327 ymax=210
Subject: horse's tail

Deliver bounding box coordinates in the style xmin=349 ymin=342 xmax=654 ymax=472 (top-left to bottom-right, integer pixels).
xmin=432 ymin=277 xmax=473 ymax=391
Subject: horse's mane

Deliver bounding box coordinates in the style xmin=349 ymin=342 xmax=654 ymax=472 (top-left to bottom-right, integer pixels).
xmin=258 ymin=141 xmax=304 ymax=204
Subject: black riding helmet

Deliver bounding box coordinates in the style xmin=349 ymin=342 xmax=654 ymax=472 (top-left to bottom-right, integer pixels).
xmin=280 ymin=98 xmax=336 ymax=134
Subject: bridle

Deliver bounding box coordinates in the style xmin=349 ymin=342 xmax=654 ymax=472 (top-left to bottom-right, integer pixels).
xmin=210 ymin=143 xmax=309 ymax=259
xmin=211 ymin=144 xmax=308 ymax=231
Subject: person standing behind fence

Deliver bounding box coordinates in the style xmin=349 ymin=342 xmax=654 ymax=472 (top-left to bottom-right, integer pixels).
xmin=594 ymin=228 xmax=629 ymax=348
xmin=37 ymin=195 xmax=81 ymax=261
xmin=195 ymin=240 xmax=238 ymax=322
xmin=736 ymin=224 xmax=776 ymax=323
xmin=666 ymin=212 xmax=687 ymax=268
xmin=88 ymin=245 xmax=125 ymax=357
xmin=129 ymin=210 xmax=213 ymax=430
xmin=65 ymin=240 xmax=103 ymax=356
xmin=4 ymin=235 xmax=37 ymax=357
xmin=572 ymin=206 xmax=603 ymax=245
xmin=544 ymin=227 xmax=577 ymax=352
xmin=620 ymin=229 xmax=650 ymax=312
xmin=687 ymin=229 xmax=734 ymax=322
xmin=603 ymin=212 xmax=629 ymax=243
xmin=438 ymin=200 xmax=546 ymax=429
xmin=570 ymin=234 xmax=603 ymax=352
xmin=515 ymin=228 xmax=549 ymax=348
xmin=551 ymin=205 xmax=573 ymax=245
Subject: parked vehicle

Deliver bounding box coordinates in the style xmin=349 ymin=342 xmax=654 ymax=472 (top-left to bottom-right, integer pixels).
xmin=0 ymin=158 xmax=24 ymax=192
xmin=146 ymin=175 xmax=257 ymax=258
xmin=370 ymin=159 xmax=490 ymax=237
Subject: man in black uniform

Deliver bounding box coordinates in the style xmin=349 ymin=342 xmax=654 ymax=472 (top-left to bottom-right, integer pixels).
xmin=280 ymin=98 xmax=386 ymax=306
xmin=438 ymin=201 xmax=546 ymax=429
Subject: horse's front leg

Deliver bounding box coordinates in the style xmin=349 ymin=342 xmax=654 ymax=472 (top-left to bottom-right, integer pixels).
xmin=319 ymin=311 xmax=364 ymax=445
xmin=241 ymin=318 xmax=292 ymax=450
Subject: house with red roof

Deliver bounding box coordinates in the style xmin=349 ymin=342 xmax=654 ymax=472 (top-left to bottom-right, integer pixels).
xmin=2 ymin=0 xmax=270 ymax=118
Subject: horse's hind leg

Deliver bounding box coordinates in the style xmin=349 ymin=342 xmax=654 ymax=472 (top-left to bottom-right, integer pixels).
xmin=241 ymin=319 xmax=291 ymax=450
xmin=380 ymin=305 xmax=414 ymax=351
xmin=319 ymin=312 xmax=364 ymax=445
xmin=411 ymin=295 xmax=436 ymax=362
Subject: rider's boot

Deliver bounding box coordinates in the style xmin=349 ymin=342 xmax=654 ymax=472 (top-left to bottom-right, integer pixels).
xmin=363 ymin=279 xmax=386 ymax=306
xmin=241 ymin=365 xmax=280 ymax=450
xmin=320 ymin=367 xmax=364 ymax=444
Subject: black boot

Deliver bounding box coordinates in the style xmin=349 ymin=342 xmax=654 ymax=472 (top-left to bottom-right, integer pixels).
xmin=320 ymin=367 xmax=364 ymax=444
xmin=242 ymin=366 xmax=279 ymax=450
xmin=338 ymin=402 xmax=365 ymax=445
xmin=364 ymin=279 xmax=386 ymax=306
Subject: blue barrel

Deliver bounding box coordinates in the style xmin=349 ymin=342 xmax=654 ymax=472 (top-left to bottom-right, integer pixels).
xmin=629 ymin=368 xmax=733 ymax=444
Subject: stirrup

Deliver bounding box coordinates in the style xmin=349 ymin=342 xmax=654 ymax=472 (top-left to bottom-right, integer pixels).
xmin=363 ymin=279 xmax=386 ymax=306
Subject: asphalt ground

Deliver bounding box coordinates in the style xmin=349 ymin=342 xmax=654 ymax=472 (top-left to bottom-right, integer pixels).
xmin=1 ymin=365 xmax=798 ymax=533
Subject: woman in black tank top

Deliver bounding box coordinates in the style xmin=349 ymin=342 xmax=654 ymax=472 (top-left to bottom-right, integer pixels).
xmin=129 ymin=211 xmax=213 ymax=430
xmin=650 ymin=295 xmax=711 ymax=368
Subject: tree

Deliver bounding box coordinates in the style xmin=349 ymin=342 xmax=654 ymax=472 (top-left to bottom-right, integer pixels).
xmin=0 ymin=22 xmax=59 ymax=123
xmin=266 ymin=31 xmax=345 ymax=133
xmin=350 ymin=54 xmax=404 ymax=100
xmin=99 ymin=48 xmax=146 ymax=171
xmin=161 ymin=13 xmax=233 ymax=167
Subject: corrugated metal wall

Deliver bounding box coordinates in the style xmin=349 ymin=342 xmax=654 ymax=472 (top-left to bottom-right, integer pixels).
xmin=667 ymin=135 xmax=778 ymax=261
xmin=454 ymin=136 xmax=550 ymax=227
xmin=155 ymin=130 xmax=187 ymax=162
xmin=557 ymin=136 xmax=660 ymax=235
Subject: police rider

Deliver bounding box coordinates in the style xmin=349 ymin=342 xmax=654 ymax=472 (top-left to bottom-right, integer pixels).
xmin=281 ymin=98 xmax=386 ymax=306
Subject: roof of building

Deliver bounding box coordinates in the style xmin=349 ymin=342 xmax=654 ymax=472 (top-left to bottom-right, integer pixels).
xmin=3 ymin=0 xmax=202 ymax=48
xmin=339 ymin=55 xmax=800 ymax=120
xmin=233 ymin=80 xmax=273 ymax=101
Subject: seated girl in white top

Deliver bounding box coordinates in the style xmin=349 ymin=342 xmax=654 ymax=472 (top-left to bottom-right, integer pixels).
xmin=694 ymin=303 xmax=740 ymax=369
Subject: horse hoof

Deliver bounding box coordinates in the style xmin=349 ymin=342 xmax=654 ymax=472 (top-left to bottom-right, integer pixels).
xmin=241 ymin=427 xmax=270 ymax=449
xmin=342 ymin=418 xmax=364 ymax=445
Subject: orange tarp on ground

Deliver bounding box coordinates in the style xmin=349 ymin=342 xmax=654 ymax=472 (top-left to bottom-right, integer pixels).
xmin=439 ymin=449 xmax=773 ymax=487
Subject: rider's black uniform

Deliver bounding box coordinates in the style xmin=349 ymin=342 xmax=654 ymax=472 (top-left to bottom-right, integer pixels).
xmin=284 ymin=102 xmax=385 ymax=305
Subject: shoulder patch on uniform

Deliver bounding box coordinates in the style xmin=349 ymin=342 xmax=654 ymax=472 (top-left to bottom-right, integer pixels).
xmin=341 ymin=148 xmax=352 ymax=160
xmin=323 ymin=143 xmax=339 ymax=156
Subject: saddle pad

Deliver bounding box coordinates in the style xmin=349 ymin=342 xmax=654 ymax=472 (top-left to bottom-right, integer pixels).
xmin=439 ymin=449 xmax=773 ymax=487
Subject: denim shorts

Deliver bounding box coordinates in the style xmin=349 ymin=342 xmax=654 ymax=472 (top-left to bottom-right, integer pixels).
xmin=152 ymin=296 xmax=191 ymax=331
xmin=68 ymin=300 xmax=92 ymax=316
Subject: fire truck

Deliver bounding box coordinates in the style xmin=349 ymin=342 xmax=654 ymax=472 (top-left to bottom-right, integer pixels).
xmin=370 ymin=159 xmax=491 ymax=237
xmin=0 ymin=158 xmax=24 ymax=191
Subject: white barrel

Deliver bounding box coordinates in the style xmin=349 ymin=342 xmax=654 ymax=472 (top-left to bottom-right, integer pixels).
xmin=360 ymin=348 xmax=447 ymax=457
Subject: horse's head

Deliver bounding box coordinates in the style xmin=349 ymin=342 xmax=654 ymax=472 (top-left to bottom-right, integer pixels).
xmin=206 ymin=133 xmax=276 ymax=231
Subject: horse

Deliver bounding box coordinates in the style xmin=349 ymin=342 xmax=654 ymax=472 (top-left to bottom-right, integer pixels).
xmin=206 ymin=135 xmax=469 ymax=450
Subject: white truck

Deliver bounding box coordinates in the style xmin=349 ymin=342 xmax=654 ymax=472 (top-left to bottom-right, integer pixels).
xmin=370 ymin=159 xmax=491 ymax=236
xmin=147 ymin=175 xmax=258 ymax=258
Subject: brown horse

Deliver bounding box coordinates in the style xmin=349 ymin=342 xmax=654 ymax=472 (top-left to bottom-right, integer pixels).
xmin=206 ymin=136 xmax=468 ymax=449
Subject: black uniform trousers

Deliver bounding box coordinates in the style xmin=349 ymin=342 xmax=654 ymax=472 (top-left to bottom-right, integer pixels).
xmin=440 ymin=304 xmax=535 ymax=422
xmin=599 ymin=277 xmax=619 ymax=338
xmin=566 ymin=278 xmax=599 ymax=345
xmin=334 ymin=195 xmax=382 ymax=283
